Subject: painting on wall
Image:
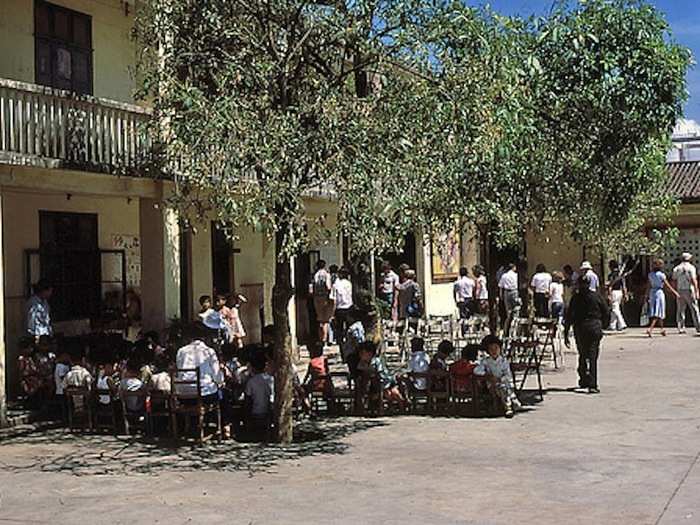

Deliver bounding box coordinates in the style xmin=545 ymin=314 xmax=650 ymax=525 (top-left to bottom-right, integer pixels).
xmin=431 ymin=229 xmax=461 ymax=284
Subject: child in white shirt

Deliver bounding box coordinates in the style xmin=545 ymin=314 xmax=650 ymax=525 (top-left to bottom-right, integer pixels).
xmin=475 ymin=335 xmax=521 ymax=418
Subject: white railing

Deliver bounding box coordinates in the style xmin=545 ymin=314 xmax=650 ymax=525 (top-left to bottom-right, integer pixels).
xmin=0 ymin=78 xmax=151 ymax=174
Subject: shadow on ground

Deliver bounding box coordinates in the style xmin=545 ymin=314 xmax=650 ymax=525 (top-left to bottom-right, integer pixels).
xmin=0 ymin=418 xmax=388 ymax=476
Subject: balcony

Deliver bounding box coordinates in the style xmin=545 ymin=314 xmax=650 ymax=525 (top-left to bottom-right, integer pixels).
xmin=0 ymin=78 xmax=151 ymax=176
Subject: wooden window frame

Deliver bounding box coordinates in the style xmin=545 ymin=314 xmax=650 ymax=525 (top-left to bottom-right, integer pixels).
xmin=34 ymin=0 xmax=94 ymax=95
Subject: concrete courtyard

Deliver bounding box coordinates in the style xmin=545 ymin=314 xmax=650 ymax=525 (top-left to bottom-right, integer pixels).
xmin=0 ymin=330 xmax=698 ymax=525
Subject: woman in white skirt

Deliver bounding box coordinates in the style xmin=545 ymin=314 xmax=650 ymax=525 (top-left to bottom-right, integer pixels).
xmin=646 ymin=259 xmax=680 ymax=338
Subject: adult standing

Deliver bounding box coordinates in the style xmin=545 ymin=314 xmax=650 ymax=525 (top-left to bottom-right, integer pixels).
xmin=473 ymin=265 xmax=489 ymax=314
xmin=310 ymin=260 xmax=334 ymax=344
xmin=606 ymin=260 xmax=628 ymax=332
xmin=395 ymin=269 xmax=422 ymax=327
xmin=530 ymin=264 xmax=552 ymax=318
xmin=453 ymin=267 xmax=475 ymax=320
xmin=672 ymin=253 xmax=700 ymax=334
xmin=579 ymin=261 xmax=600 ymax=293
xmin=498 ymin=263 xmax=519 ymax=323
xmin=564 ymin=274 xmax=609 ymax=393
xmin=332 ymin=267 xmax=353 ymax=348
xmin=26 ymin=279 xmax=53 ymax=341
xmin=646 ymin=258 xmax=680 ymax=338
xmin=377 ymin=261 xmax=399 ymax=313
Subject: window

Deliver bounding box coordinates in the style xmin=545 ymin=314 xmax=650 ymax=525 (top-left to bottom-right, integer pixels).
xmin=39 ymin=211 xmax=100 ymax=321
xmin=34 ymin=0 xmax=93 ymax=94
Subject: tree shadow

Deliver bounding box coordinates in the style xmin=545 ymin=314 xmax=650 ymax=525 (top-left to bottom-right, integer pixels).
xmin=0 ymin=417 xmax=388 ymax=477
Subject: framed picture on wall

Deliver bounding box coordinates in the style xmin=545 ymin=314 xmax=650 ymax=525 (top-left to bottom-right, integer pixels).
xmin=430 ymin=229 xmax=461 ymax=284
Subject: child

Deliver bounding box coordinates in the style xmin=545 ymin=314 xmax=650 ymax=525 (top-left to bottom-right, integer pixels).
xmin=407 ymin=337 xmax=429 ymax=391
xmin=430 ymin=340 xmax=454 ymax=371
xmin=549 ymin=272 xmax=565 ymax=323
xmin=149 ymin=351 xmax=173 ymax=393
xmin=18 ymin=339 xmax=42 ymax=409
xmin=214 ymin=294 xmax=241 ymax=347
xmin=244 ymin=353 xmax=273 ymax=441
xmin=474 ymin=334 xmax=522 ymax=418
xmin=225 ymin=291 xmax=247 ymax=348
xmin=342 ymin=310 xmax=366 ymax=377
xmin=357 ymin=342 xmax=405 ymax=405
xmin=62 ymin=346 xmax=93 ymax=390
xmin=449 ymin=344 xmax=479 ymax=393
xmin=302 ymin=342 xmax=332 ymax=402
xmin=54 ymin=349 xmax=71 ymax=399
xmin=95 ymin=358 xmax=118 ymax=405
xmin=120 ymin=358 xmax=146 ymax=413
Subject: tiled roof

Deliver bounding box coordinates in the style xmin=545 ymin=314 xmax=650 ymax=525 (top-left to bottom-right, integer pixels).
xmin=667 ymin=161 xmax=700 ymax=202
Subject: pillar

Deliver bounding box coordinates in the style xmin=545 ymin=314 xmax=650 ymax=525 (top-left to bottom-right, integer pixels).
xmin=139 ymin=199 xmax=181 ymax=332
xmin=0 ymin=191 xmax=6 ymax=426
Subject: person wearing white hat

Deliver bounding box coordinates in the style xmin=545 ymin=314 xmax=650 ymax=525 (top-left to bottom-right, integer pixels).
xmin=672 ymin=252 xmax=700 ymax=334
xmin=579 ymin=261 xmax=600 ymax=293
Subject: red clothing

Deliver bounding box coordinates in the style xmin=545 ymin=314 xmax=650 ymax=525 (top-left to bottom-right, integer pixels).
xmin=450 ymin=360 xmax=476 ymax=392
xmin=308 ymin=357 xmax=330 ymax=393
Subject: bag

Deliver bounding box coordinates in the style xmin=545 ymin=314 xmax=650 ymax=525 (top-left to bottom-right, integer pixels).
xmin=407 ymin=300 xmax=422 ymax=318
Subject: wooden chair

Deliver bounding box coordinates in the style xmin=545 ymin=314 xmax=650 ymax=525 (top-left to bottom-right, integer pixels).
xmin=427 ymin=370 xmax=452 ymax=414
xmin=450 ymin=373 xmax=478 ymax=417
xmin=405 ymin=372 xmax=430 ymax=414
xmin=170 ymin=368 xmax=222 ymax=444
xmin=64 ymin=386 xmax=93 ymax=432
xmin=148 ymin=390 xmax=172 ymax=436
xmin=506 ymin=339 xmax=544 ymax=401
xmin=119 ymin=387 xmax=149 ymax=435
xmin=533 ymin=318 xmax=561 ymax=369
xmin=92 ymin=388 xmax=118 ymax=433
xmin=329 ymin=372 xmax=354 ymax=415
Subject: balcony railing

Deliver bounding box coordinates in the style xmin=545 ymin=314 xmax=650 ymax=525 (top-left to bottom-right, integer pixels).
xmin=0 ymin=78 xmax=151 ymax=175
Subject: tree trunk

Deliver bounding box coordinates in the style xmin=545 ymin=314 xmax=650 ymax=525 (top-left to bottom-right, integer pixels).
xmin=272 ymin=230 xmax=295 ymax=444
xmin=481 ymin=226 xmax=498 ymax=334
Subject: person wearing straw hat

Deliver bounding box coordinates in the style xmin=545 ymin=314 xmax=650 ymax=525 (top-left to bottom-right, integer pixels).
xmin=672 ymin=253 xmax=700 ymax=334
xmin=579 ymin=261 xmax=600 ymax=293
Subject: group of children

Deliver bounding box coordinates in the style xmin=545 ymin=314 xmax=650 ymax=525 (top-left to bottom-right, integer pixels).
xmin=198 ymin=292 xmax=247 ymax=348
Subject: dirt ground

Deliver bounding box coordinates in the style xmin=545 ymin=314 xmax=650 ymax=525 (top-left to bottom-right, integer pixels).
xmin=0 ymin=329 xmax=698 ymax=525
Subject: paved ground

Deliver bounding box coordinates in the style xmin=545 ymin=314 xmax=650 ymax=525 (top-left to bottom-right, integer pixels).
xmin=0 ymin=329 xmax=699 ymax=525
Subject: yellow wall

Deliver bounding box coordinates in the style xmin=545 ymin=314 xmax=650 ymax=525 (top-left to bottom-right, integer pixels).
xmin=2 ymin=187 xmax=140 ymax=394
xmin=0 ymin=0 xmax=138 ymax=104
xmin=526 ymin=227 xmax=586 ymax=276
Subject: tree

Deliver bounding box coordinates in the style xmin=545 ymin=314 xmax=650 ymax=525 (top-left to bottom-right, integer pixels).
xmin=135 ymin=0 xmax=461 ymax=443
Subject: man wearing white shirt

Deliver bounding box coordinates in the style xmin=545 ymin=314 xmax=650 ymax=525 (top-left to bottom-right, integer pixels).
xmin=579 ymin=261 xmax=600 ymax=293
xmin=530 ymin=264 xmax=552 ymax=318
xmin=332 ymin=267 xmax=354 ymax=348
xmin=176 ymin=325 xmax=224 ymax=402
xmin=453 ymin=267 xmax=475 ymax=320
xmin=498 ymin=263 xmax=519 ymax=319
xmin=672 ymin=252 xmax=700 ymax=334
xmin=26 ymin=279 xmax=53 ymax=340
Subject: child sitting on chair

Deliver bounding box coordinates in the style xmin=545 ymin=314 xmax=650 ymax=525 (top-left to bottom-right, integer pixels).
xmin=474 ymin=335 xmax=522 ymax=418
xmin=450 ymin=344 xmax=479 ymax=393
xmin=407 ymin=337 xmax=429 ymax=391
xmin=244 ymin=353 xmax=273 ymax=441
xmin=357 ymin=342 xmax=405 ymax=405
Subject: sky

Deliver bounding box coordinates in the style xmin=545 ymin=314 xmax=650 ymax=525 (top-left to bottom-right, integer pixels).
xmin=464 ymin=0 xmax=700 ymax=124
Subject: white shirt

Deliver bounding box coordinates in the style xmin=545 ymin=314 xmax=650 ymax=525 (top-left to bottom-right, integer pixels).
xmin=474 ymin=354 xmax=514 ymax=389
xmin=332 ymin=278 xmax=353 ymax=310
xmin=63 ymin=365 xmax=93 ymax=389
xmin=408 ymin=351 xmax=430 ymax=390
xmin=175 ymin=340 xmax=223 ymax=396
xmin=245 ymin=372 xmax=273 ymax=416
xmin=549 ymin=282 xmax=564 ymax=304
xmin=585 ymin=270 xmax=600 ymax=292
xmin=379 ymin=270 xmax=399 ymax=295
xmin=673 ymin=262 xmax=697 ymax=291
xmin=475 ymin=275 xmax=488 ymax=300
xmin=149 ymin=371 xmax=172 ymax=393
xmin=531 ymin=272 xmax=552 ymax=294
xmin=26 ymin=295 xmax=52 ymax=337
xmin=453 ymin=276 xmax=475 ymax=302
xmin=498 ymin=270 xmax=518 ymax=291
xmin=199 ymin=308 xmax=224 ymax=330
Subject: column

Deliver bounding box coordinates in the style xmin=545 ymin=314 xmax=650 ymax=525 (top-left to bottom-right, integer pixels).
xmin=0 ymin=192 xmax=6 ymax=426
xmin=139 ymin=199 xmax=181 ymax=332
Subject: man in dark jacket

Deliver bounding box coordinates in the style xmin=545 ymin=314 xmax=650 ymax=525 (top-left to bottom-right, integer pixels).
xmin=564 ymin=274 xmax=610 ymax=393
